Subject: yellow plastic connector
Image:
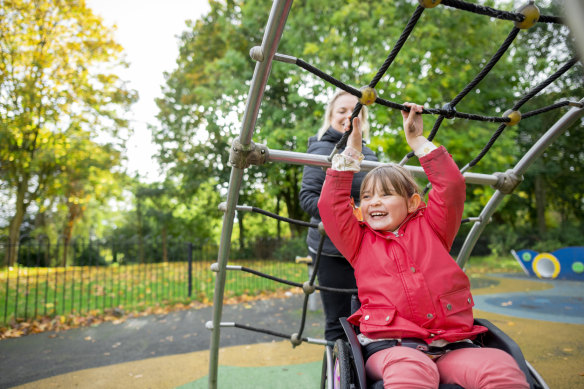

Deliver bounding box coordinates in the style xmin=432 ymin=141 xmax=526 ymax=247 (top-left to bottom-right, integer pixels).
xmin=418 ymin=0 xmax=441 ymax=8
xmin=359 ymin=86 xmax=377 ymax=106
xmin=503 ymin=109 xmax=521 ymax=126
xmin=515 ymin=1 xmax=540 ymax=29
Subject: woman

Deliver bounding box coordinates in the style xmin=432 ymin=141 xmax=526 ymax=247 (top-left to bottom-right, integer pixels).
xmin=299 ymin=90 xmax=378 ymax=341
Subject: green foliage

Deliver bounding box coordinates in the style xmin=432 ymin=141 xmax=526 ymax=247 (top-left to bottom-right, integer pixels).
xmin=486 ymin=225 xmax=524 ymax=259
xmin=73 ymin=244 xmax=107 ymax=267
xmin=17 ymin=242 xmax=51 ymax=267
xmin=0 ymin=0 xmax=137 ymax=265
xmin=151 ymin=0 xmax=581 ymax=252
xmin=465 ymin=254 xmax=524 ymax=274
xmin=531 ymin=222 xmax=584 ymax=253
xmin=2 ymin=0 xmax=581 ymax=260
xmin=272 ymin=237 xmax=307 ymax=261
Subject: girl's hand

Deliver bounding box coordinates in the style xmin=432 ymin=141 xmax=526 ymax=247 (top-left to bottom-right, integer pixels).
xmin=345 ymin=116 xmax=362 ymax=153
xmin=401 ymin=102 xmax=426 ymax=151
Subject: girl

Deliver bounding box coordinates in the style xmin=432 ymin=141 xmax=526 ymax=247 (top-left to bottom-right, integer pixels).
xmin=317 ymin=103 xmax=529 ymax=388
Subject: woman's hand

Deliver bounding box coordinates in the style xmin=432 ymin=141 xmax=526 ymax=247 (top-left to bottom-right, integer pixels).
xmin=401 ymin=102 xmax=426 ymax=151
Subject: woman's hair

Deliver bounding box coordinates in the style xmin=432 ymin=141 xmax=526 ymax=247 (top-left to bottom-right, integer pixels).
xmin=317 ymin=90 xmax=370 ymax=141
xmin=360 ymin=164 xmax=419 ymax=200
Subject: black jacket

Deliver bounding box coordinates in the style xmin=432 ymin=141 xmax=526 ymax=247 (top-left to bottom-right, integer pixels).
xmin=299 ymin=127 xmax=378 ymax=256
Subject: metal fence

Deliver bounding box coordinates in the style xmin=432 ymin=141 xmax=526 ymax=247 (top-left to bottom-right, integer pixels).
xmin=0 ymin=238 xmax=307 ymax=327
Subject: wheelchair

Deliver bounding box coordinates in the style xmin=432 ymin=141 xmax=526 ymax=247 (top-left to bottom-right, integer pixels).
xmin=320 ymin=296 xmax=549 ymax=389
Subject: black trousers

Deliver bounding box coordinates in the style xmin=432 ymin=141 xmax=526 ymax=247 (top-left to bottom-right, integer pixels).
xmin=310 ymin=252 xmax=357 ymax=342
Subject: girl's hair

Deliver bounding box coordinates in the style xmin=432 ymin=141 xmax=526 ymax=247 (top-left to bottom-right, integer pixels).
xmin=360 ymin=164 xmax=419 ymax=200
xmin=317 ymin=90 xmax=370 ymax=141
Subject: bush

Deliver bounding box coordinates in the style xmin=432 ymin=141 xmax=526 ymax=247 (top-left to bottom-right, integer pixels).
xmin=273 ymin=237 xmax=307 ymax=261
xmin=17 ymin=242 xmax=51 ymax=267
xmin=73 ymin=244 xmax=107 ymax=266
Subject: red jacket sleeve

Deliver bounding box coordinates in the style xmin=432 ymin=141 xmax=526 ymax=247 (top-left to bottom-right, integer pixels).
xmin=420 ymin=146 xmax=466 ymax=250
xmin=317 ymin=169 xmax=364 ymax=265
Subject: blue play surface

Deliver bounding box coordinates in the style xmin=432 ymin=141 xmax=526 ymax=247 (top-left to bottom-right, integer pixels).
xmin=473 ymin=276 xmax=584 ymax=324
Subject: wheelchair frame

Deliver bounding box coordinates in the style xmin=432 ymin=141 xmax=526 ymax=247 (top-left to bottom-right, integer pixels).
xmin=320 ymin=313 xmax=550 ymax=389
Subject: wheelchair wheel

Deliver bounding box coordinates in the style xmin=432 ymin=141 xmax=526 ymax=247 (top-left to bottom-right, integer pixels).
xmin=333 ymin=339 xmax=352 ymax=389
xmin=321 ymin=338 xmax=354 ymax=389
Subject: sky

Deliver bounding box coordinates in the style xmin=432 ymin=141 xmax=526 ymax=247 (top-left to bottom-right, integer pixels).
xmin=86 ymin=0 xmax=211 ymax=182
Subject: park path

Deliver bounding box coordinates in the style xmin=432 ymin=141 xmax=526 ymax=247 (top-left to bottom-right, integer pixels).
xmin=2 ymin=274 xmax=584 ymax=388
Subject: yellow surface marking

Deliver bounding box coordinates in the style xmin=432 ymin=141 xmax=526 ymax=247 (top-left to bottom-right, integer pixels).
xmin=13 ymin=341 xmax=324 ymax=389
xmin=470 ymin=274 xmax=553 ymax=295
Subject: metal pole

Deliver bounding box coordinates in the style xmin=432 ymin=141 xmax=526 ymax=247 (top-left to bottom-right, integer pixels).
xmin=267 ymin=149 xmax=500 ymax=186
xmin=563 ymin=0 xmax=584 ymax=63
xmin=456 ymin=99 xmax=584 ymax=268
xmin=207 ymin=1 xmax=293 ymax=388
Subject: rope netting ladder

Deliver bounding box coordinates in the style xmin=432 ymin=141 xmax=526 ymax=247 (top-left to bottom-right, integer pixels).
xmin=206 ymin=1 xmax=584 ymax=387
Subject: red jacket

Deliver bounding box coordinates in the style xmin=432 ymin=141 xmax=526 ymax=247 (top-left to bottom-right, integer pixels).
xmin=318 ymin=146 xmax=487 ymax=343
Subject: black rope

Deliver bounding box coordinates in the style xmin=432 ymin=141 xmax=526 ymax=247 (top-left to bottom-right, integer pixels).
xmin=451 ymin=27 xmax=520 ymax=107
xmin=292 ymin=58 xmax=514 ymax=124
xmin=468 ymin=58 xmax=580 ymax=168
xmin=522 ymin=101 xmax=572 ymax=119
xmin=295 ymin=292 xmax=311 ymax=341
xmin=468 ymin=123 xmax=507 ymax=168
xmin=309 ymin=235 xmax=325 ymax=285
xmin=250 ymin=206 xmax=319 ymax=228
xmin=512 ymin=58 xmax=579 ymax=110
xmin=236 ymin=266 xmax=357 ymax=294
xmin=441 ymin=0 xmax=523 ymax=22
xmin=332 ymin=6 xmax=426 ymax=155
xmin=441 ymin=0 xmax=564 ymax=25
xmin=399 ymin=27 xmax=520 ymax=165
xmin=369 ymin=6 xmax=425 ymax=88
xmin=296 ymin=58 xmax=361 ymax=97
xmin=538 ymin=14 xmax=563 ymax=24
xmin=233 ymin=323 xmax=311 ymax=342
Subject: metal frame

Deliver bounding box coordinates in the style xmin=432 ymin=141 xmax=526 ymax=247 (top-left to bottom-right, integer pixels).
xmin=207 ymin=1 xmax=293 ymax=388
xmin=206 ymin=0 xmax=584 ymax=386
xmin=456 ymin=99 xmax=584 ymax=268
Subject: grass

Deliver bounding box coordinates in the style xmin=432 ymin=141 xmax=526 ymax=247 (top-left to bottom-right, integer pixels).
xmin=0 ymin=254 xmax=523 ymax=333
xmin=0 ymin=259 xmax=308 ymax=328
xmin=464 ymin=254 xmax=525 ymax=276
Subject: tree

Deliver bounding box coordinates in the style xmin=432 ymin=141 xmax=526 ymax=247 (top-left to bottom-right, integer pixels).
xmin=153 ymin=0 xmax=580 ymax=251
xmin=56 ymin=130 xmax=126 ymax=266
xmin=0 ymin=0 xmax=136 ymax=265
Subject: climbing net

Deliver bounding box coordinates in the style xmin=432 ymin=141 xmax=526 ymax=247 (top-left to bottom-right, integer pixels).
xmin=207 ymin=1 xmax=583 ymax=387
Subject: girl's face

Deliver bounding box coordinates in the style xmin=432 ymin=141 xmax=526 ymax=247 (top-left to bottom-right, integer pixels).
xmin=360 ymin=182 xmax=418 ymax=232
xmin=330 ymin=94 xmax=359 ymax=133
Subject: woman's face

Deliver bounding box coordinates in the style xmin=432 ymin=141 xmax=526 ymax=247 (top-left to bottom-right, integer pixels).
xmin=330 ymin=94 xmax=359 ymax=133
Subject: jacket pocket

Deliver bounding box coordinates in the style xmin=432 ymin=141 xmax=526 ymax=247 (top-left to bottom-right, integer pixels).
xmin=439 ymin=288 xmax=474 ymax=317
xmin=359 ymin=306 xmax=396 ymax=330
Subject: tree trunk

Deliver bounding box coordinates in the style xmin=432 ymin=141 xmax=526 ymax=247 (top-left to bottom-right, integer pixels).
xmin=162 ymin=225 xmax=168 ymax=262
xmin=534 ymin=174 xmax=547 ymax=236
xmin=62 ymin=202 xmax=84 ymax=266
xmin=136 ymin=198 xmax=145 ymax=263
xmin=5 ymin=180 xmax=29 ymax=266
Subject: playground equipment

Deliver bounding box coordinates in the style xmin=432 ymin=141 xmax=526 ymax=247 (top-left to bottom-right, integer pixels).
xmin=512 ymin=247 xmax=584 ymax=280
xmin=205 ymin=1 xmax=583 ymax=388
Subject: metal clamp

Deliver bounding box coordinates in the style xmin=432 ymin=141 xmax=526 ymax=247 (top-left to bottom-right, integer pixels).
xmin=492 ymin=169 xmax=524 ymax=194
xmin=229 ymin=138 xmax=269 ymax=169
